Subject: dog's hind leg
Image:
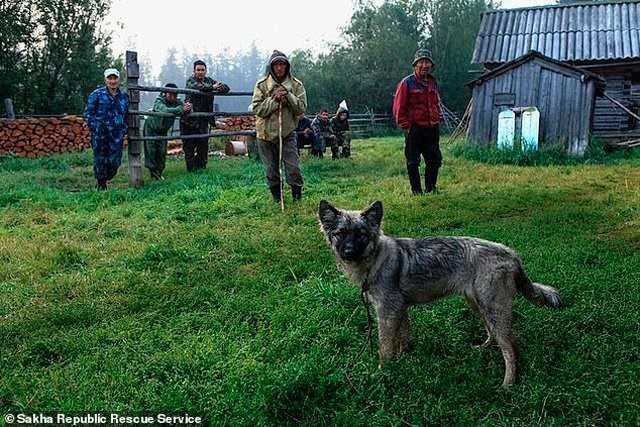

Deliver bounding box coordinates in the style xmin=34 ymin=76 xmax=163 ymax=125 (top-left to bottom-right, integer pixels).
xmin=465 ymin=296 xmax=494 ymax=348
xmin=495 ymin=325 xmax=518 ymax=387
xmin=474 ymin=272 xmax=519 ymax=386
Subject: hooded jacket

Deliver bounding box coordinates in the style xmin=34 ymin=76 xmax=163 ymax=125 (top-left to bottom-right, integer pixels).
xmin=330 ymin=105 xmax=350 ymax=135
xmin=251 ymin=50 xmax=307 ymax=142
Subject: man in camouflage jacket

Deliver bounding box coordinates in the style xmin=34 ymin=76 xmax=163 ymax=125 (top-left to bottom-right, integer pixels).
xmin=84 ymin=68 xmax=129 ymax=190
xmin=329 ymin=104 xmax=351 ymax=159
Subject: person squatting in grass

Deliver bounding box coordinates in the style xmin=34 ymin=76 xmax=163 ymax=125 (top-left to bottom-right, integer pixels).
xmin=84 ymin=68 xmax=130 ymax=191
xmin=393 ymin=49 xmax=444 ymax=195
xmin=143 ymin=83 xmax=192 ymax=180
xmin=311 ymin=109 xmax=335 ymax=159
xmin=329 ymin=103 xmax=352 ymax=159
xmin=294 ymin=113 xmax=315 ymax=155
xmin=180 ymin=59 xmax=230 ymax=172
xmin=251 ymin=50 xmax=307 ymax=202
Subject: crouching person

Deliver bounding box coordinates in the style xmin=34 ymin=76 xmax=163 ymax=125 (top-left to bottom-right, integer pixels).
xmin=251 ymin=50 xmax=307 ymax=202
xmin=143 ymin=83 xmax=192 ymax=180
xmin=329 ymin=104 xmax=351 ymax=158
xmin=311 ymin=109 xmax=334 ymax=158
xmin=84 ymin=68 xmax=129 ymax=190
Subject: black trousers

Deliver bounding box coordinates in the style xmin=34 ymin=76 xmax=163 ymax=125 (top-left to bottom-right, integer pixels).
xmin=181 ymin=121 xmax=209 ymax=171
xmin=404 ymin=124 xmax=441 ymax=194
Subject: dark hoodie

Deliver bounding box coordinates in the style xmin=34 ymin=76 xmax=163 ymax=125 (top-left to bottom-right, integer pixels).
xmin=251 ymin=50 xmax=307 ymax=141
xmin=268 ymin=50 xmax=291 ymax=83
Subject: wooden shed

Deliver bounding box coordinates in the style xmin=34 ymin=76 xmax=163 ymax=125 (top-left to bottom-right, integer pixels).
xmin=467 ymin=51 xmax=605 ymax=155
xmin=470 ymin=0 xmax=640 ymax=147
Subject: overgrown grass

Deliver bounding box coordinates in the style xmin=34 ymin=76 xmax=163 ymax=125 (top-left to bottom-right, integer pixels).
xmin=1 ymin=138 xmax=639 ymax=425
xmin=450 ymin=137 xmax=640 ymax=166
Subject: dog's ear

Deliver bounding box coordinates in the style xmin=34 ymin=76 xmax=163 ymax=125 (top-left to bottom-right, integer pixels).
xmin=318 ymin=200 xmax=341 ymax=231
xmin=361 ymin=201 xmax=383 ymax=230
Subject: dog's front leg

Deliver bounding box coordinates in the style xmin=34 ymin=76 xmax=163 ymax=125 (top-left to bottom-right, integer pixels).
xmin=376 ymin=308 xmax=402 ymax=368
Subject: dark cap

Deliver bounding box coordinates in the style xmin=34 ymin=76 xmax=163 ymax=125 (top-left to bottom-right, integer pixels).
xmin=413 ymin=49 xmax=435 ymax=67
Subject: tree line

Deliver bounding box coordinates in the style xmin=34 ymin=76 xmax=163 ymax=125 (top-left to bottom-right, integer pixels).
xmin=1 ymin=0 xmax=117 ymax=115
xmin=2 ymin=0 xmax=499 ymax=117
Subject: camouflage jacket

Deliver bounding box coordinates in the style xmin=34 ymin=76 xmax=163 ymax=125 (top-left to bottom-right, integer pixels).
xmin=182 ymin=75 xmax=229 ymax=126
xmin=144 ymin=94 xmax=184 ymax=135
xmin=84 ymin=86 xmax=129 ymax=135
xmin=330 ymin=105 xmax=350 ymax=136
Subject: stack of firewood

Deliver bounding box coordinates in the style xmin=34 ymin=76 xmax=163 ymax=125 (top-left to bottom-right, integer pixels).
xmin=216 ymin=116 xmax=256 ymax=131
xmin=0 ymin=116 xmax=91 ymax=158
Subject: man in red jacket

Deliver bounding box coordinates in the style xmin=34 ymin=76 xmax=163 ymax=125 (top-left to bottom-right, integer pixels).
xmin=393 ymin=49 xmax=442 ymax=195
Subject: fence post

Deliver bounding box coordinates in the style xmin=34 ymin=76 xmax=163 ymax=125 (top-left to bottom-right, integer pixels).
xmin=4 ymin=99 xmax=15 ymax=119
xmin=369 ymin=109 xmax=375 ymax=135
xmin=126 ymin=51 xmax=143 ymax=187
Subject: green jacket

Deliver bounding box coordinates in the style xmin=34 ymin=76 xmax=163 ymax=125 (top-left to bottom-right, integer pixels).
xmin=251 ymin=50 xmax=307 ymax=142
xmin=144 ymin=94 xmax=183 ymax=135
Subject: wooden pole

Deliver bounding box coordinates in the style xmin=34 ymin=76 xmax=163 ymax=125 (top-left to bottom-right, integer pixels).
xmin=126 ymin=51 xmax=143 ymax=188
xmin=278 ymin=104 xmax=284 ymax=212
xmin=128 ymin=130 xmax=256 ymax=142
xmin=128 ymin=85 xmax=252 ymax=97
xmin=602 ymin=93 xmax=640 ymax=122
xmin=128 ymin=110 xmax=254 ymax=118
xmin=3 ymin=99 xmax=15 ymax=119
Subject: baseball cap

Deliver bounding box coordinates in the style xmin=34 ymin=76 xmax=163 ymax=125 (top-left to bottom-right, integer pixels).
xmin=104 ymin=68 xmax=120 ymax=78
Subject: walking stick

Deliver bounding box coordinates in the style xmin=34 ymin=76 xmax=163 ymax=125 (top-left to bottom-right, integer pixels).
xmin=278 ymin=103 xmax=285 ymax=212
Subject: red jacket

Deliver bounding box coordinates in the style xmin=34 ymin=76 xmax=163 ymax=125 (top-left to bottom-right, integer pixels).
xmin=393 ymin=72 xmax=442 ymax=129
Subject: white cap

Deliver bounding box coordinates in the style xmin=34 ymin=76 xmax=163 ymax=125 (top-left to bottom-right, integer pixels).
xmin=104 ymin=68 xmax=120 ymax=78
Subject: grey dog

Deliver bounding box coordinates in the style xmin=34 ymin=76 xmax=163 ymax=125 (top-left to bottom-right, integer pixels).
xmin=318 ymin=200 xmax=561 ymax=386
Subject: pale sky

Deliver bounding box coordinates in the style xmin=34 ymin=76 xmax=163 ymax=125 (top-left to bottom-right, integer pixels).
xmin=106 ymin=0 xmax=555 ymax=73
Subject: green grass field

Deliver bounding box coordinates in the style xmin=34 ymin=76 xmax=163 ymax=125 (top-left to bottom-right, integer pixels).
xmin=1 ymin=137 xmax=639 ymax=426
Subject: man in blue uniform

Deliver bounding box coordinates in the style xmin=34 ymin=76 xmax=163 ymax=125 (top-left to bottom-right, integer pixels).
xmin=84 ymin=68 xmax=129 ymax=190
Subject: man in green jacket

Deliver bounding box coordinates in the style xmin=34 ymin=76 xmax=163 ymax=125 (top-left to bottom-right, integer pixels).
xmin=143 ymin=83 xmax=192 ymax=180
xmin=251 ymin=50 xmax=307 ymax=202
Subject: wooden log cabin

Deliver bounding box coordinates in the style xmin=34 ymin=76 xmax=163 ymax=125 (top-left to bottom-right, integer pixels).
xmin=468 ymin=0 xmax=640 ymax=152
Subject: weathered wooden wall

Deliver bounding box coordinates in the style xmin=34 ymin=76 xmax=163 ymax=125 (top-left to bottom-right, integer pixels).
xmin=468 ymin=56 xmax=597 ymax=155
xmin=588 ymin=65 xmax=640 ymax=139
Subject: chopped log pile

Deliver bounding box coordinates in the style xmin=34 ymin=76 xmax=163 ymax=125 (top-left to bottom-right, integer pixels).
xmin=0 ymin=116 xmax=91 ymax=157
xmin=216 ymin=115 xmax=256 ymax=132
xmin=165 ymin=116 xmax=256 ymax=156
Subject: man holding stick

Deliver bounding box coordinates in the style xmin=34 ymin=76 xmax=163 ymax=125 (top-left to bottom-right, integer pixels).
xmin=251 ymin=50 xmax=307 ymax=203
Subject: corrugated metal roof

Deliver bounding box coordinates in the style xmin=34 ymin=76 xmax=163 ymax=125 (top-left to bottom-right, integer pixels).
xmin=472 ymin=1 xmax=640 ymax=65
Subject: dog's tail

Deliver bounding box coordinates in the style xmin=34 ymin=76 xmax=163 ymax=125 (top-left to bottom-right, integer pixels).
xmin=515 ymin=267 xmax=562 ymax=308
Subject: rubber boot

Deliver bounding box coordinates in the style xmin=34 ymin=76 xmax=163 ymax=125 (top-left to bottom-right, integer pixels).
xmin=425 ymin=167 xmax=440 ymax=193
xmin=269 ymin=185 xmax=282 ymax=203
xmin=292 ymin=185 xmax=302 ymax=202
xmin=407 ymin=165 xmax=423 ymax=195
